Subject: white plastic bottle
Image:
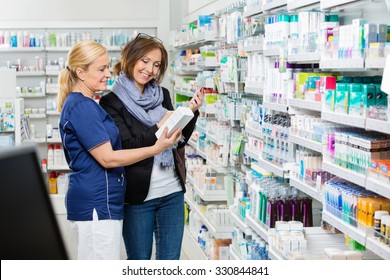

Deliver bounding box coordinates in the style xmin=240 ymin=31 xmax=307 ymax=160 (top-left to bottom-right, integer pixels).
xmin=47 ymin=144 xmax=54 ymax=168
xmin=54 ymin=144 xmax=62 ymax=167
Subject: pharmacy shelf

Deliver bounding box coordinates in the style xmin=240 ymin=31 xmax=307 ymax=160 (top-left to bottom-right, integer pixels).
xmin=245 ymin=146 xmax=261 ymax=161
xmin=46 ymin=111 xmax=60 ymax=116
xmin=365 ymin=177 xmax=390 ymax=199
xmin=16 ymin=71 xmax=45 ymax=76
xmin=244 ymin=44 xmax=263 ymax=53
xmin=321 ymin=111 xmax=366 ymax=129
xmin=263 ymin=101 xmax=288 ymax=113
xmin=320 ymin=0 xmax=369 ymax=10
xmin=287 ymin=98 xmax=322 ymax=112
xmin=320 ymin=58 xmax=365 ymax=70
xmin=244 ymin=85 xmax=264 ymax=95
xmin=229 ymin=206 xmax=251 ymax=235
xmin=289 ymin=133 xmax=323 ymax=153
xmin=173 ymin=35 xmax=221 ymax=49
xmin=262 ymin=0 xmax=287 ymax=12
xmin=28 ymin=113 xmax=46 ymax=119
xmin=366 ymin=118 xmax=390 ymax=135
xmin=322 ymin=210 xmax=366 ymax=244
xmin=206 ymin=133 xmax=226 ymax=146
xmin=243 ymin=5 xmax=263 ymax=18
xmin=365 ymin=237 xmax=390 ymax=260
xmin=268 ymin=247 xmax=284 ymax=260
xmin=287 ymin=0 xmax=320 ymax=10
xmin=263 ymin=49 xmax=280 ymax=57
xmin=188 ymin=139 xmax=197 ymax=149
xmin=195 ymin=124 xmax=206 ymax=134
xmin=24 ymin=137 xmax=46 ymax=143
xmin=256 ymin=158 xmax=291 ymax=178
xmin=46 ymin=70 xmax=61 ymax=76
xmin=47 ymin=165 xmax=71 ymax=171
xmin=207 ymin=158 xmax=229 ymax=173
xmin=46 ymin=138 xmax=62 ymax=143
xmin=174 ymin=89 xmax=194 ymax=98
xmin=246 ymin=212 xmax=270 ymax=243
xmin=0 ymin=47 xmax=44 ymax=52
xmin=45 ymin=47 xmax=71 ymax=52
xmin=290 ymin=176 xmax=323 ymax=202
xmin=287 ymin=52 xmax=321 ymax=63
xmin=17 ymin=93 xmax=45 ymax=98
xmin=322 ymin=161 xmax=366 ymax=187
xmin=185 ymin=193 xmax=232 ymax=239
xmin=229 ymin=245 xmax=242 ymax=260
xmin=197 ymin=61 xmax=220 ymax=69
xmin=182 ymin=226 xmax=208 ymax=260
xmin=245 ymin=123 xmax=263 ymax=139
xmin=365 ymin=57 xmax=386 ymax=69
xmin=192 ymin=182 xmax=228 ymax=202
xmin=197 ymin=148 xmax=207 ymax=160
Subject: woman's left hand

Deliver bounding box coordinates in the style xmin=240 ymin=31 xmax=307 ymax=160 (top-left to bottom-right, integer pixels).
xmin=189 ymin=88 xmax=205 ymax=112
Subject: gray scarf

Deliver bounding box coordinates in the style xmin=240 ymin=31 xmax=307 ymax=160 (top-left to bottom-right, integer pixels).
xmin=112 ymin=72 xmax=174 ymax=167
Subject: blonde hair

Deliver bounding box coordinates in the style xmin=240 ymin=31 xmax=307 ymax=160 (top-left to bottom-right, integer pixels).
xmin=57 ymin=40 xmax=107 ymax=112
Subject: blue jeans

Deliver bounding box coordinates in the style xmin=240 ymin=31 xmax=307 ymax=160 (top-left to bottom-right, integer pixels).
xmin=122 ymin=191 xmax=184 ymax=260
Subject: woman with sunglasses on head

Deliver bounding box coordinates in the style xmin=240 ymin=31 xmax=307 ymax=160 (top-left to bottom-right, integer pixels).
xmin=57 ymin=40 xmax=182 ymax=260
xmin=100 ymin=33 xmax=204 ymax=260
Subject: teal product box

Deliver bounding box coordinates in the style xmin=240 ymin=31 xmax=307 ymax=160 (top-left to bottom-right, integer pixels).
xmin=335 ymin=83 xmax=349 ymax=114
xmin=362 ymin=76 xmax=373 ymax=84
xmin=375 ymin=85 xmax=388 ymax=107
xmin=362 ymin=84 xmax=376 ymax=108
xmin=321 ymin=76 xmax=337 ymax=111
xmin=323 ymin=89 xmax=336 ymax=112
xmin=372 ymin=75 xmax=382 ymax=84
xmin=349 ymin=83 xmax=364 ymax=116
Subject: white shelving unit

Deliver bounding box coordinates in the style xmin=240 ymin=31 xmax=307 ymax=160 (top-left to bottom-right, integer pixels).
xmin=245 ymin=212 xmax=270 ymax=243
xmin=177 ymin=0 xmax=390 ymax=260
xmin=322 ymin=161 xmax=366 ymax=187
xmin=289 ymin=133 xmax=323 ymax=153
xmin=182 ymin=226 xmax=208 ymax=260
xmin=229 ymin=206 xmax=251 ymax=235
xmin=290 ymin=176 xmax=323 ymax=202
xmin=322 ymin=210 xmax=366 ymax=244
xmin=288 ymin=98 xmax=322 ymax=112
xmin=184 ymin=193 xmax=233 ymax=240
xmin=321 ymin=111 xmax=366 ymax=129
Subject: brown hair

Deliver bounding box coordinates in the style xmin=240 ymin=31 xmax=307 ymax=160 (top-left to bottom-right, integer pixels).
xmin=119 ymin=34 xmax=168 ymax=84
xmin=57 ymin=40 xmax=107 ymax=112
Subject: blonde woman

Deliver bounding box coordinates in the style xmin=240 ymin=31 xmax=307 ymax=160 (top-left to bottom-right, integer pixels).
xmin=57 ymin=40 xmax=181 ymax=260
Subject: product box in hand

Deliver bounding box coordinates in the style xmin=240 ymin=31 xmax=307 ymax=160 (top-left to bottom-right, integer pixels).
xmin=155 ymin=106 xmax=194 ymax=139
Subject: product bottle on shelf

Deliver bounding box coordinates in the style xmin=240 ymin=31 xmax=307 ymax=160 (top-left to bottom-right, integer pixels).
xmin=266 ymin=188 xmax=278 ymax=228
xmin=47 ymin=144 xmax=54 ymax=168
xmin=48 ymin=171 xmax=57 ymax=194
xmin=290 ymin=188 xmax=302 ymax=221
xmin=301 ymin=195 xmax=313 ymax=227
xmin=54 ymin=144 xmax=62 ymax=167
xmin=277 ymin=186 xmax=292 ymax=222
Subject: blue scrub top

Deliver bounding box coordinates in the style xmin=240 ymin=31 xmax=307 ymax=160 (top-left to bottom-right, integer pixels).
xmin=59 ymin=92 xmax=125 ymax=221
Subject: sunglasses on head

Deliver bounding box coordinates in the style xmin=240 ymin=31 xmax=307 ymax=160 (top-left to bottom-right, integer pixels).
xmin=134 ymin=33 xmax=163 ymax=44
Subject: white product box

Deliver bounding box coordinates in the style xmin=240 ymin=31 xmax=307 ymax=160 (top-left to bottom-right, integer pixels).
xmin=155 ymin=106 xmax=194 ymax=139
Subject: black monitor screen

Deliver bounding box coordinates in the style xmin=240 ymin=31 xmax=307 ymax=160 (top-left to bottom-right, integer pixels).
xmin=0 ymin=145 xmax=68 ymax=260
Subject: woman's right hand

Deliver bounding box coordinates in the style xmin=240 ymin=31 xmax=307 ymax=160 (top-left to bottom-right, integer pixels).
xmin=154 ymin=127 xmax=182 ymax=152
